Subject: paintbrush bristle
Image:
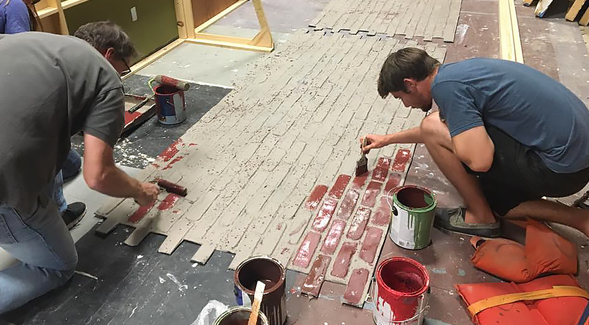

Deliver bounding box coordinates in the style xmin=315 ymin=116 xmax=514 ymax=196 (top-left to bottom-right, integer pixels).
xmin=355 ymin=156 xmax=368 ymax=176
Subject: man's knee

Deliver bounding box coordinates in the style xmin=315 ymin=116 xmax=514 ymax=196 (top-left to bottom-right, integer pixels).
xmin=420 ymin=111 xmax=446 ymax=140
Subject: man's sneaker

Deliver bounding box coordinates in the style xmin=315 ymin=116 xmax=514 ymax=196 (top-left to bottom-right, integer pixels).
xmin=62 ymin=202 xmax=86 ymax=230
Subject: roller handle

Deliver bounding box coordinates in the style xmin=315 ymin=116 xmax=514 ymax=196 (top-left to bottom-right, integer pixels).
xmin=154 ymin=75 xmax=190 ymax=91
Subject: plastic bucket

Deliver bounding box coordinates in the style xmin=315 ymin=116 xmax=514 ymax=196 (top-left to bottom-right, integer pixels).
xmin=373 ymin=257 xmax=430 ymax=325
xmin=154 ymin=84 xmax=186 ymax=125
xmin=234 ymin=256 xmax=287 ymax=325
xmin=390 ymin=185 xmax=436 ymax=250
xmin=214 ymin=306 xmax=269 ymax=325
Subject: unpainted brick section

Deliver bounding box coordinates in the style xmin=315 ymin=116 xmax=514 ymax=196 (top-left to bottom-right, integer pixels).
xmin=371 ymin=157 xmax=391 ymax=182
xmin=361 ymin=181 xmax=382 ymax=207
xmin=343 ymin=268 xmax=370 ymax=306
xmin=328 ymin=174 xmax=352 ymax=199
xmin=336 ymin=189 xmax=360 ymax=220
xmin=292 ymin=232 xmax=321 ymax=268
xmin=360 ymin=227 xmax=384 ymax=264
xmin=331 ymin=242 xmax=357 ymax=278
xmin=301 ymin=254 xmax=331 ymax=297
xmin=391 ymin=148 xmax=412 ymax=171
xmin=320 ymin=219 xmax=346 ymax=254
xmin=305 ymin=185 xmax=329 ymax=210
xmin=346 ymin=206 xmax=371 ymax=240
xmin=311 ymin=197 xmax=339 ymax=232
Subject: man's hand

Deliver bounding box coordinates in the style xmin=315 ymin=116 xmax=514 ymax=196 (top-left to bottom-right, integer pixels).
xmin=135 ymin=182 xmax=160 ymax=206
xmin=360 ymin=134 xmax=389 ymax=153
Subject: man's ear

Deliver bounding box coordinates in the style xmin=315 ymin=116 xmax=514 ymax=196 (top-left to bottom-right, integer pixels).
xmin=403 ymin=78 xmax=417 ymax=92
xmin=103 ymin=47 xmax=116 ymax=60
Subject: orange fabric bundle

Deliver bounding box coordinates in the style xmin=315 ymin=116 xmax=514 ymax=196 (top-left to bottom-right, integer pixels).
xmin=471 ymin=219 xmax=577 ymax=282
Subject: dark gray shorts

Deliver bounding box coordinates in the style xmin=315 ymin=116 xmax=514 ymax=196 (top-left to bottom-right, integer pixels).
xmin=463 ymin=126 xmax=589 ymax=216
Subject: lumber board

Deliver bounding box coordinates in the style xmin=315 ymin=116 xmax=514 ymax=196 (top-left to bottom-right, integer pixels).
xmin=566 ymin=0 xmax=588 ymax=21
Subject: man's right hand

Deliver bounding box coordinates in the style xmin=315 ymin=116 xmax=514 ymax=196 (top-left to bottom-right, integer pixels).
xmin=360 ymin=134 xmax=389 ymax=153
xmin=135 ymin=182 xmax=160 ymax=206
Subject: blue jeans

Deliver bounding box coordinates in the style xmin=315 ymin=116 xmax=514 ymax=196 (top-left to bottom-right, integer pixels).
xmin=53 ymin=149 xmax=82 ymax=214
xmin=0 ymin=182 xmax=78 ymax=313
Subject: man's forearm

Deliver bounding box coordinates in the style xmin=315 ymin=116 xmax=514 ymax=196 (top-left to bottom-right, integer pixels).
xmin=85 ymin=165 xmax=143 ymax=199
xmin=385 ymin=126 xmax=423 ymax=144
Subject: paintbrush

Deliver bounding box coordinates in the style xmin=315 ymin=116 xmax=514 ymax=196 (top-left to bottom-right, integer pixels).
xmin=355 ymin=137 xmax=368 ymax=176
xmin=248 ymin=281 xmax=266 ymax=325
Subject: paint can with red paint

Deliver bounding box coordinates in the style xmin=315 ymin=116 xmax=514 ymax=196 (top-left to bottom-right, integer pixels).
xmin=234 ymin=256 xmax=287 ymax=325
xmin=154 ymin=84 xmax=186 ymax=125
xmin=214 ymin=306 xmax=269 ymax=325
xmin=373 ymin=257 xmax=430 ymax=325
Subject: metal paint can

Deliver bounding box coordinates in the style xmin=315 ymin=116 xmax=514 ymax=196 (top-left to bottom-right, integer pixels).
xmin=154 ymin=84 xmax=186 ymax=125
xmin=234 ymin=256 xmax=287 ymax=325
xmin=214 ymin=306 xmax=269 ymax=325
xmin=389 ymin=185 xmax=436 ymax=250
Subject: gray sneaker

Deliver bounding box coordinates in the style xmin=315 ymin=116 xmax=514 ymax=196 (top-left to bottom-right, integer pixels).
xmin=434 ymin=207 xmax=501 ymax=238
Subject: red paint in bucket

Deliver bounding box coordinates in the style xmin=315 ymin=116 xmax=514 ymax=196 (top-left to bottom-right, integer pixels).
xmin=374 ymin=257 xmax=429 ymax=324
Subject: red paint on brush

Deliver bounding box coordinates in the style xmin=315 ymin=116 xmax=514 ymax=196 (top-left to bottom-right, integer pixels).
xmin=292 ymin=232 xmax=321 ymax=268
xmin=320 ymin=220 xmax=346 ymax=254
xmin=305 ymin=185 xmax=329 ymax=210
xmin=373 ymin=197 xmax=392 ymax=226
xmin=124 ymin=111 xmax=141 ymax=125
xmin=128 ymin=200 xmax=156 ymax=223
xmin=352 ymin=173 xmax=368 ymax=189
xmin=331 ymin=242 xmax=357 ymax=278
xmin=163 ymin=155 xmax=184 ymax=170
xmin=361 ymin=181 xmax=382 ymax=207
xmin=157 ymin=193 xmax=181 ymax=211
xmin=158 ymin=139 xmax=184 ymax=162
xmin=328 ymin=175 xmax=352 ymax=199
xmin=372 ymin=158 xmax=391 ymax=182
xmin=384 ymin=173 xmax=402 ymax=195
xmin=311 ymin=197 xmax=338 ymax=232
xmin=347 ymin=207 xmax=372 ymax=240
xmin=360 ymin=227 xmax=384 ymax=264
xmin=343 ymin=268 xmax=370 ymax=305
xmin=301 ymin=255 xmax=331 ymax=297
xmin=336 ymin=189 xmax=360 ymax=220
xmin=392 ymin=149 xmax=412 ymax=171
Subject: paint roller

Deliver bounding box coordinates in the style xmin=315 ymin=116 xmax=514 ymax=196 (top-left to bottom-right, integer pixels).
xmin=153 ymin=75 xmax=190 ymax=91
xmin=156 ymin=179 xmax=188 ymax=197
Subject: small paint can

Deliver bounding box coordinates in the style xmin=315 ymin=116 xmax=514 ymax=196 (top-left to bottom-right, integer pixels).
xmin=234 ymin=256 xmax=287 ymax=325
xmin=389 ymin=185 xmax=436 ymax=250
xmin=214 ymin=306 xmax=269 ymax=325
xmin=373 ymin=257 xmax=430 ymax=325
xmin=154 ymin=84 xmax=186 ymax=125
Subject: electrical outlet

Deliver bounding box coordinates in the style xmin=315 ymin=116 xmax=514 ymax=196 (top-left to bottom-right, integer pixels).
xmin=130 ymin=7 xmax=137 ymax=21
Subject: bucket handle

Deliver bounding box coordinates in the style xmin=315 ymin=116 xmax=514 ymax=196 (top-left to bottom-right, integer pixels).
xmin=385 ymin=188 xmax=398 ymax=216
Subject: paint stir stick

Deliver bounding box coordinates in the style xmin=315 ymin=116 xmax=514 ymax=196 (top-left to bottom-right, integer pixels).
xmin=248 ymin=281 xmax=266 ymax=325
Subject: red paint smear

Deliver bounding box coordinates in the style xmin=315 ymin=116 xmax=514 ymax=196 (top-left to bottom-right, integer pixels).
xmin=292 ymin=232 xmax=321 ymax=268
xmin=124 ymin=111 xmax=141 ymax=125
xmin=360 ymin=227 xmax=384 ymax=264
xmin=331 ymin=242 xmax=357 ymax=278
xmin=281 ymin=247 xmax=289 ymax=254
xmin=188 ymin=143 xmax=197 ymax=146
xmin=320 ymin=220 xmax=346 ymax=254
xmin=152 ymin=163 xmax=161 ymax=168
xmin=311 ymin=197 xmax=338 ymax=232
xmin=384 ymin=173 xmax=402 ymax=195
xmin=158 ymin=139 xmax=184 ymax=162
xmin=302 ymin=255 xmax=331 ymax=297
xmin=371 ymin=158 xmax=391 ymax=182
xmin=336 ymin=189 xmax=360 ymax=220
xmin=305 ymin=185 xmax=329 ymax=211
xmin=347 ymin=207 xmax=372 ymax=240
xmin=277 ymin=223 xmax=283 ymax=231
xmin=391 ymin=149 xmax=412 ymax=172
xmin=372 ymin=197 xmax=392 ymax=226
xmin=343 ymin=268 xmax=369 ymax=305
xmin=361 ymin=181 xmax=382 ymax=207
xmin=158 ymin=193 xmax=181 ymax=211
xmin=328 ymin=175 xmax=352 ymax=199
xmin=128 ymin=200 xmax=156 ymax=223
xmin=163 ymin=155 xmax=184 ymax=170
xmin=352 ymin=174 xmax=368 ymax=189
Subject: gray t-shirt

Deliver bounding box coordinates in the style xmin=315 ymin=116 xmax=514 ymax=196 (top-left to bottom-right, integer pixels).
xmin=0 ymin=32 xmax=124 ymax=213
xmin=432 ymin=58 xmax=589 ymax=174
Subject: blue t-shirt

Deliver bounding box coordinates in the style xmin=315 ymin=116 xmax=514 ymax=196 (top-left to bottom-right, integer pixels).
xmin=0 ymin=0 xmax=30 ymax=34
xmin=432 ymin=58 xmax=589 ymax=174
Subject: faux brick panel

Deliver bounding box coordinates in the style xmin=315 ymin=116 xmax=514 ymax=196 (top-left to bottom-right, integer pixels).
xmin=157 ymin=193 xmax=182 ymax=211
xmin=305 ymin=185 xmax=329 ymax=211
xmin=311 ymin=197 xmax=339 ymax=232
xmin=292 ymin=232 xmax=322 ymax=268
xmin=384 ymin=172 xmax=402 ymax=195
xmin=346 ymin=207 xmax=371 ymax=240
xmin=320 ymin=220 xmax=346 ymax=254
xmin=328 ymin=174 xmax=352 ymax=199
xmin=372 ymin=197 xmax=392 ymax=226
xmin=391 ymin=149 xmax=412 ymax=171
xmin=343 ymin=268 xmax=370 ymax=306
xmin=331 ymin=242 xmax=357 ymax=278
xmin=336 ymin=189 xmax=360 ymax=220
xmin=360 ymin=227 xmax=384 ymax=264
xmin=302 ymin=254 xmax=331 ymax=297
xmin=128 ymin=200 xmax=156 ymax=223
xmin=352 ymin=173 xmax=368 ymax=189
xmin=371 ymin=157 xmax=391 ymax=182
xmin=361 ymin=181 xmax=382 ymax=207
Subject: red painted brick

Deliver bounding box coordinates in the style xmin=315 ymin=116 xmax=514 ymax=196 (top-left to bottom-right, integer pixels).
xmin=351 ymin=173 xmax=368 ymax=189
xmin=360 ymin=227 xmax=384 ymax=264
xmin=391 ymin=149 xmax=412 ymax=172
xmin=361 ymin=181 xmax=382 ymax=207
xmin=124 ymin=111 xmax=141 ymax=125
xmin=320 ymin=220 xmax=346 ymax=254
xmin=347 ymin=207 xmax=371 ymax=240
xmin=336 ymin=189 xmax=360 ymax=220
xmin=311 ymin=197 xmax=339 ymax=232
xmin=328 ymin=174 xmax=352 ymax=199
xmin=157 ymin=193 xmax=181 ymax=211
xmin=158 ymin=139 xmax=184 ymax=162
xmin=371 ymin=157 xmax=391 ymax=182
xmin=343 ymin=268 xmax=369 ymax=306
xmin=301 ymin=254 xmax=331 ymax=297
xmin=331 ymin=242 xmax=357 ymax=278
xmin=384 ymin=173 xmax=402 ymax=195
xmin=372 ymin=197 xmax=392 ymax=226
xmin=292 ymin=232 xmax=322 ymax=268
xmin=305 ymin=185 xmax=329 ymax=210
xmin=163 ymin=155 xmax=185 ymax=170
xmin=128 ymin=200 xmax=156 ymax=223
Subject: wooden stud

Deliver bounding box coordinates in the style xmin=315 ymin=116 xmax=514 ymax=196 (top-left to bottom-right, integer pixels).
xmin=122 ymin=39 xmax=185 ymax=81
xmin=61 ymin=0 xmax=91 ymax=10
xmin=499 ymin=0 xmax=523 ymax=63
xmin=580 ymin=7 xmax=589 ymax=25
xmin=566 ymin=0 xmax=588 ymax=21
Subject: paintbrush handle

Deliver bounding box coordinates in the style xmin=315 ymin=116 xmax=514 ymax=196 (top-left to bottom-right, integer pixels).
xmin=248 ymin=281 xmax=266 ymax=325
